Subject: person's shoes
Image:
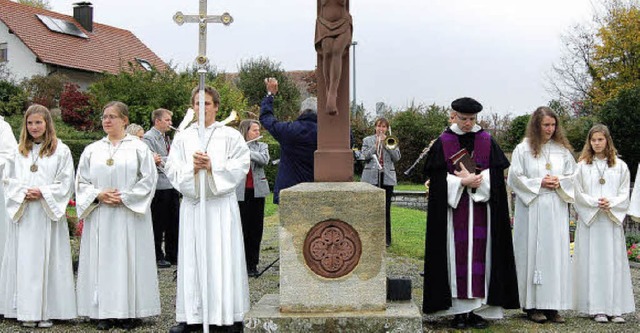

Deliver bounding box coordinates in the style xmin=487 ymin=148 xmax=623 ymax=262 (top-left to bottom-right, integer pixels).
xmin=594 ymin=314 xmax=608 ymax=323
xmin=157 ymin=259 xmax=171 ymax=268
xmin=450 ymin=313 xmax=468 ymax=329
xmin=419 ymin=271 xmax=424 ymax=277
xmin=118 ymin=318 xmax=140 ymax=330
xmin=527 ymin=310 xmax=547 ymax=323
xmin=38 ymin=320 xmax=54 ymax=328
xmin=468 ymin=312 xmax=489 ymax=329
xmin=610 ymin=316 xmax=625 ymax=323
xmin=96 ymin=319 xmax=114 ymax=330
xmin=22 ymin=321 xmax=37 ymax=328
xmin=169 ymin=322 xmax=198 ymax=333
xmin=545 ymin=310 xmax=565 ymax=323
xmin=248 ymin=267 xmax=259 ymax=278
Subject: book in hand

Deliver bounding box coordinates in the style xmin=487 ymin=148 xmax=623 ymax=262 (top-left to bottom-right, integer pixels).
xmin=449 ymin=148 xmax=476 ymax=173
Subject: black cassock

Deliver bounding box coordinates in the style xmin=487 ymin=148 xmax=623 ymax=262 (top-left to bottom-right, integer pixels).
xmin=422 ymin=127 xmax=520 ymax=313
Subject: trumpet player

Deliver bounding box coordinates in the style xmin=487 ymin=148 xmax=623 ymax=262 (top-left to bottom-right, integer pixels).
xmin=361 ymin=117 xmax=401 ymax=247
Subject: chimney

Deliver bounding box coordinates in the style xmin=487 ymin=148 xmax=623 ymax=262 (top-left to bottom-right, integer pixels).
xmin=73 ymin=2 xmax=93 ymax=32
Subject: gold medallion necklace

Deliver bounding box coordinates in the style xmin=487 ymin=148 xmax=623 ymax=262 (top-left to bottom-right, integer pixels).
xmin=594 ymin=158 xmax=606 ymax=185
xmin=107 ymin=139 xmax=123 ymax=166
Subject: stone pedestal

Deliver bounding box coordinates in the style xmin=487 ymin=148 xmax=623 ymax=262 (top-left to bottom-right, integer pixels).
xmin=244 ymin=183 xmax=423 ymax=332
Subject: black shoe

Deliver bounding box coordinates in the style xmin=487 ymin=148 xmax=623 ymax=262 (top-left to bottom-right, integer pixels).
xmin=118 ymin=318 xmax=140 ymax=330
xmin=451 ymin=314 xmax=468 ymax=329
xmin=419 ymin=271 xmax=424 ymax=277
xmin=157 ymin=259 xmax=171 ymax=268
xmin=96 ymin=319 xmax=114 ymax=331
xmin=248 ymin=267 xmax=259 ymax=277
xmin=468 ymin=312 xmax=489 ymax=329
xmin=169 ymin=322 xmax=197 ymax=333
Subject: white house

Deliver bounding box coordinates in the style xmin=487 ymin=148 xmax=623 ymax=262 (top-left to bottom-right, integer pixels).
xmin=0 ymin=1 xmax=166 ymax=89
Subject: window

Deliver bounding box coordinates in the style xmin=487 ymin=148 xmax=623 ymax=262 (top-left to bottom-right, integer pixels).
xmin=136 ymin=58 xmax=153 ymax=71
xmin=0 ymin=43 xmax=7 ymax=63
xmin=36 ymin=14 xmax=88 ymax=39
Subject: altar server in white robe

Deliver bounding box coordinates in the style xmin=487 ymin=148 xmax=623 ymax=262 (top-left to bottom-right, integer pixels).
xmin=507 ymin=106 xmax=576 ymax=324
xmin=0 ymin=105 xmax=76 ymax=328
xmin=166 ymin=86 xmax=250 ymax=333
xmin=75 ymin=101 xmax=160 ymax=331
xmin=572 ymin=124 xmax=635 ymax=323
xmin=0 ymin=115 xmax=17 ymax=269
xmin=629 ymin=165 xmax=640 ymax=220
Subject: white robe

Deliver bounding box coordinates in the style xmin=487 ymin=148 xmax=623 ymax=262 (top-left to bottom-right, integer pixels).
xmin=628 ymin=164 xmax=640 ymax=220
xmin=572 ymin=158 xmax=635 ymax=316
xmin=165 ymin=123 xmax=250 ymax=325
xmin=0 ymin=140 xmax=76 ymax=321
xmin=75 ymin=134 xmax=160 ymax=319
xmin=0 ymin=118 xmax=17 ymax=271
xmin=507 ymin=139 xmax=576 ymax=310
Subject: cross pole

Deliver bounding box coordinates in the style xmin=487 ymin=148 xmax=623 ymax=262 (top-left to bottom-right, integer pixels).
xmin=173 ymin=2 xmax=233 ymax=332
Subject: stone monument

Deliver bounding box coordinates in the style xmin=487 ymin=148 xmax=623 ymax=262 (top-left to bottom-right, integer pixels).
xmin=244 ymin=1 xmax=422 ymax=332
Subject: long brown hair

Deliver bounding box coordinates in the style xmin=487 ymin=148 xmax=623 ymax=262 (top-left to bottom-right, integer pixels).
xmin=18 ymin=104 xmax=58 ymax=157
xmin=578 ymin=124 xmax=617 ymax=167
xmin=525 ymin=106 xmax=572 ymax=157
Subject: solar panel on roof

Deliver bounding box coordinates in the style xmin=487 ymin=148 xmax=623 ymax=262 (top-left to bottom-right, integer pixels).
xmin=36 ymin=14 xmax=88 ymax=39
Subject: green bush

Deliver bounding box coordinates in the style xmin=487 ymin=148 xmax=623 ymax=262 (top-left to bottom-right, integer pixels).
xmin=600 ymin=85 xmax=640 ymax=178
xmin=64 ymin=139 xmax=95 ymax=168
xmin=20 ymin=73 xmax=67 ymax=109
xmin=0 ymin=81 xmax=28 ymax=116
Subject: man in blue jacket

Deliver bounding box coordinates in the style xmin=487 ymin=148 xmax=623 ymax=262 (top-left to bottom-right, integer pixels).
xmin=259 ymin=77 xmax=318 ymax=204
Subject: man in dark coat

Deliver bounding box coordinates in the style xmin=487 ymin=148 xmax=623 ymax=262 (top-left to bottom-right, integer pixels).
xmin=422 ymin=97 xmax=519 ymax=329
xmin=259 ymin=78 xmax=317 ymax=204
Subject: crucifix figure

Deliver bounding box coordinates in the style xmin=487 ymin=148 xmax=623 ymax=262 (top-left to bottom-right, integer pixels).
xmin=314 ymin=0 xmax=354 ymax=181
xmin=171 ymin=2 xmax=235 ymax=333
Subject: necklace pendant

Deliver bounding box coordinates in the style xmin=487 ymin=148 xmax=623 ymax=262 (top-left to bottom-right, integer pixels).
xmin=545 ymin=163 xmax=552 ymax=170
xmin=30 ymin=164 xmax=38 ymax=172
xmin=599 ymin=178 xmax=606 ymax=185
xmin=106 ymin=158 xmax=114 ymax=166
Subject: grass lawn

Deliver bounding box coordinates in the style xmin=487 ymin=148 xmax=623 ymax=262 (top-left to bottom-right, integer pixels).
xmin=388 ymin=206 xmax=426 ymax=259
xmin=395 ymin=183 xmax=427 ymax=191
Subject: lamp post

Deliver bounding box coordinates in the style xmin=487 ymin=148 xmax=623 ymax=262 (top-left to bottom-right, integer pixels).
xmin=351 ymin=41 xmax=358 ymax=116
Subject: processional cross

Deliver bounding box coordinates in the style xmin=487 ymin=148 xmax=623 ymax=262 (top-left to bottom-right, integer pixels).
xmin=173 ymin=2 xmax=233 ymax=332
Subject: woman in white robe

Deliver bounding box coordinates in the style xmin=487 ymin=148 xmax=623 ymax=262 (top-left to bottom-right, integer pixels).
xmin=507 ymin=106 xmax=576 ymax=323
xmin=0 ymin=105 xmax=76 ymax=328
xmin=572 ymin=124 xmax=635 ymax=323
xmin=166 ymin=86 xmax=250 ymax=333
xmin=75 ymin=101 xmax=160 ymax=331
xmin=0 ymin=116 xmax=17 ymax=270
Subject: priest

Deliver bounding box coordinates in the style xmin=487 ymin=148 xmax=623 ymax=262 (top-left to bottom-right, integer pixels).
xmin=422 ymin=97 xmax=519 ymax=329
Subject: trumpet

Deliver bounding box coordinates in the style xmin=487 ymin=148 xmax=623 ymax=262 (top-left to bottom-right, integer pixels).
xmin=384 ymin=125 xmax=399 ymax=150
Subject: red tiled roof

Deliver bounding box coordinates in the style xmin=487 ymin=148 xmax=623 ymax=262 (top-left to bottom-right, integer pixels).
xmin=0 ymin=0 xmax=167 ymax=74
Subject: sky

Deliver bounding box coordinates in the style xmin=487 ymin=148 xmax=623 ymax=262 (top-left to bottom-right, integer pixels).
xmin=49 ymin=0 xmax=596 ymax=116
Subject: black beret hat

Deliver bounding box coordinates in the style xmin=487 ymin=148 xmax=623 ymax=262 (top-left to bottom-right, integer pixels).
xmin=451 ymin=97 xmax=483 ymax=114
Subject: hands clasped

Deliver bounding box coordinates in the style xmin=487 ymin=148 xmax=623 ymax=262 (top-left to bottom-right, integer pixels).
xmin=455 ymin=164 xmax=483 ymax=189
xmin=193 ymin=151 xmax=212 ymax=172
xmin=598 ymin=197 xmax=610 ymax=211
xmin=25 ymin=188 xmax=42 ymax=201
xmin=541 ymin=174 xmax=560 ymax=189
xmin=97 ymin=189 xmax=122 ymax=206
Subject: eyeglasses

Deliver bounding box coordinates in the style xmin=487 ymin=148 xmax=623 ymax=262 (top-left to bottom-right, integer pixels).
xmin=101 ymin=114 xmax=121 ymax=120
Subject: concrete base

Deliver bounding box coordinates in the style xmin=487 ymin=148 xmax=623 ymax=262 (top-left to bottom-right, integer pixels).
xmin=243 ymin=294 xmax=423 ymax=333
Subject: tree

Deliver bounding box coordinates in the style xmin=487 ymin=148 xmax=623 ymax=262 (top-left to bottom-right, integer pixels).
xmin=550 ymin=0 xmax=640 ymax=110
xmin=236 ymin=57 xmax=301 ymax=121
xmin=16 ymin=0 xmax=51 ymax=10
xmin=503 ymin=114 xmax=530 ymax=152
xmin=599 ymin=85 xmax=640 ymax=178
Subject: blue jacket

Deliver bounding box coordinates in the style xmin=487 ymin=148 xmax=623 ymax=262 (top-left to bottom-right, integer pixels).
xmin=259 ymin=95 xmax=317 ymax=204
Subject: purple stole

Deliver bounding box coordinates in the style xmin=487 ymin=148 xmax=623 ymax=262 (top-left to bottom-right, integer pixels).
xmin=440 ymin=130 xmax=491 ymax=299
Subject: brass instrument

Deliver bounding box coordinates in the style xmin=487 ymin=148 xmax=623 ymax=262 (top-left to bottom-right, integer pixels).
xmin=385 ymin=125 xmax=399 ymax=150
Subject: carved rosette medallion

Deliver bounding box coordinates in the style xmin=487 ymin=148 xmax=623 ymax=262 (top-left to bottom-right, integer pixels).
xmin=303 ymin=219 xmax=362 ymax=278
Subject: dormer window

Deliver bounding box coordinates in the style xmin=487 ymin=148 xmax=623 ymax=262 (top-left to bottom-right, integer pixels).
xmin=136 ymin=58 xmax=153 ymax=71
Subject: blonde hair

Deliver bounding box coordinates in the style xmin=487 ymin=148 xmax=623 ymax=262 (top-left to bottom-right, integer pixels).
xmin=525 ymin=106 xmax=572 ymax=157
xmin=18 ymin=104 xmax=58 ymax=157
xmin=578 ymin=124 xmax=617 ymax=167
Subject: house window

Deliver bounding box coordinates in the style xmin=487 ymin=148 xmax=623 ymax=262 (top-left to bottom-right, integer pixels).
xmin=136 ymin=58 xmax=153 ymax=71
xmin=0 ymin=43 xmax=7 ymax=63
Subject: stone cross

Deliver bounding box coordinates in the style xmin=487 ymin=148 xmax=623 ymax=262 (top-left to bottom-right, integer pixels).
xmin=173 ymin=0 xmax=233 ymax=67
